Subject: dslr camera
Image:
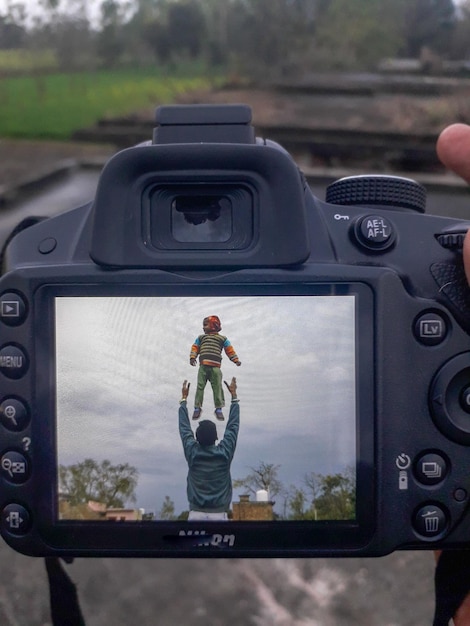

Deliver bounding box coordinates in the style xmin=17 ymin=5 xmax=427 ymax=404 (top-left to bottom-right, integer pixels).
xmin=1 ymin=104 xmax=470 ymax=557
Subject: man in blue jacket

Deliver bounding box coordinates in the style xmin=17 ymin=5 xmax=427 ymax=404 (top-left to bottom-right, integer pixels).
xmin=179 ymin=377 xmax=239 ymax=521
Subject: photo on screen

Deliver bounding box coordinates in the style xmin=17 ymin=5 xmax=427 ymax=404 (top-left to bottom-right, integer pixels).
xmin=55 ymin=294 xmax=356 ymax=523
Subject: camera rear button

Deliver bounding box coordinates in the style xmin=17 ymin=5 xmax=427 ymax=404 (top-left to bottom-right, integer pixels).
xmin=413 ymin=503 xmax=448 ymax=539
xmin=414 ymin=452 xmax=448 ymax=486
xmin=454 ymin=488 xmax=468 ymax=502
xmin=1 ymin=451 xmax=30 ymax=484
xmin=2 ymin=503 xmax=31 ymax=535
xmin=413 ymin=312 xmax=448 ymax=346
xmin=38 ymin=237 xmax=57 ymax=254
xmin=0 ymin=399 xmax=29 ymax=431
xmin=354 ymin=215 xmax=395 ymax=251
xmin=459 ymin=385 xmax=470 ymax=414
xmin=0 ymin=345 xmax=29 ymax=379
xmin=0 ymin=292 xmax=27 ymax=326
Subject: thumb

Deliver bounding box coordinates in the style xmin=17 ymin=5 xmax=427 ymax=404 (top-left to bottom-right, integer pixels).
xmin=436 ymin=123 xmax=470 ymax=184
xmin=463 ymin=232 xmax=470 ymax=286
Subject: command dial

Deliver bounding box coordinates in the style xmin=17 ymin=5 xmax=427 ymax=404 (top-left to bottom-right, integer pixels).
xmin=325 ymin=175 xmax=426 ymax=213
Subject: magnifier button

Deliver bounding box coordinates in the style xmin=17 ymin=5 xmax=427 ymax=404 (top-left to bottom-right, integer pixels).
xmin=0 ymin=451 xmax=29 ymax=484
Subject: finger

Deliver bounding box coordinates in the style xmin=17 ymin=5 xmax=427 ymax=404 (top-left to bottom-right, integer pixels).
xmin=454 ymin=592 xmax=470 ymax=626
xmin=464 ymin=232 xmax=470 ymax=286
xmin=436 ymin=123 xmax=470 ymax=184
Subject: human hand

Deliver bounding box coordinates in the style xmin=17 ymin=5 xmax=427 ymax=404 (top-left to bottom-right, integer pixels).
xmin=434 ymin=550 xmax=470 ymax=626
xmin=437 ymin=123 xmax=470 ymax=184
xmin=435 ymin=123 xmax=470 ymax=626
xmin=224 ymin=377 xmax=237 ymax=399
xmin=190 ymin=358 xmax=197 ymax=366
xmin=436 ymin=123 xmax=470 ymax=283
xmin=452 ymin=584 xmax=470 ymax=625
xmin=181 ymin=380 xmax=190 ymax=399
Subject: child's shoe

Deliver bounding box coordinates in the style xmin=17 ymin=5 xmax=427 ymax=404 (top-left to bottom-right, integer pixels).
xmin=214 ymin=408 xmax=224 ymax=421
xmin=192 ymin=407 xmax=202 ymax=420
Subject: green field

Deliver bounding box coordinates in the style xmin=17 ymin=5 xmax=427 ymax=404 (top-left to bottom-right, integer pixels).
xmin=0 ymin=49 xmax=58 ymax=75
xmin=0 ymin=67 xmax=221 ymax=139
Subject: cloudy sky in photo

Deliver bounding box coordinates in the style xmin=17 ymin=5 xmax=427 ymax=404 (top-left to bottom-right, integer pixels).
xmin=55 ymin=294 xmax=356 ymax=518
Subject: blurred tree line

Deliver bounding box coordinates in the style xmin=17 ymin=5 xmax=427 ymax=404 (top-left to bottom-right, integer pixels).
xmin=1 ymin=0 xmax=470 ymax=77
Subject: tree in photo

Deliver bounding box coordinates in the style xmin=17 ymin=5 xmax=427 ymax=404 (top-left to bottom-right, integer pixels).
xmin=233 ymin=461 xmax=283 ymax=501
xmin=158 ymin=495 xmax=176 ymax=521
xmin=284 ymin=485 xmax=317 ymax=520
xmin=59 ymin=458 xmax=139 ymax=508
xmin=303 ymin=466 xmax=356 ymax=521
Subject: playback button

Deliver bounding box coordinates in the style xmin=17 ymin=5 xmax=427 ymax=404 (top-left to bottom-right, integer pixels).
xmin=0 ymin=292 xmax=27 ymax=327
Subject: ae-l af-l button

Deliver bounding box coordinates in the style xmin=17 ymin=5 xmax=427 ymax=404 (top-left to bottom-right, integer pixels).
xmin=354 ymin=215 xmax=396 ymax=251
xmin=0 ymin=345 xmax=29 ymax=379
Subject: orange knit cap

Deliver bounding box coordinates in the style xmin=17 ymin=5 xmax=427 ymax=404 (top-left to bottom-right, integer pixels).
xmin=205 ymin=315 xmax=221 ymax=332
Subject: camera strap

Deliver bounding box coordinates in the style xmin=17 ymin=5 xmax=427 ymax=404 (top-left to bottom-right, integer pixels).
xmin=45 ymin=558 xmax=85 ymax=626
xmin=433 ymin=550 xmax=470 ymax=626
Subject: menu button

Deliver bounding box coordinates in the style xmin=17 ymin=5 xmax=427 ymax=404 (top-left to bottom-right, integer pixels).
xmin=0 ymin=345 xmax=29 ymax=379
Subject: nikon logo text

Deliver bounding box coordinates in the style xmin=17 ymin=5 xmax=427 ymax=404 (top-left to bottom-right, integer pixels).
xmin=178 ymin=530 xmax=236 ymax=547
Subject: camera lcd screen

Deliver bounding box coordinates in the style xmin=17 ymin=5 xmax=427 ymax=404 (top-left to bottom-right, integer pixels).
xmin=54 ymin=293 xmax=357 ymax=524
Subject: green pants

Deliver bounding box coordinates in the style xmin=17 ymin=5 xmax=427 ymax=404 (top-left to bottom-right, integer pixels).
xmin=195 ymin=365 xmax=225 ymax=408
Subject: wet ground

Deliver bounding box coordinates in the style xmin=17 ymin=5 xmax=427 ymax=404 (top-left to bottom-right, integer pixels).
xmin=0 ymin=540 xmax=436 ymax=626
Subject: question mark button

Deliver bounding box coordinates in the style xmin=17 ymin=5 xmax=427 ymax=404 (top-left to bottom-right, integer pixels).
xmin=0 ymin=451 xmax=30 ymax=484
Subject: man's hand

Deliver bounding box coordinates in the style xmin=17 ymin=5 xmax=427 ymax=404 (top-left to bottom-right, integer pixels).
xmin=190 ymin=358 xmax=197 ymax=366
xmin=224 ymin=377 xmax=237 ymax=399
xmin=437 ymin=123 xmax=470 ymax=285
xmin=182 ymin=380 xmax=190 ymax=400
xmin=437 ymin=123 xmax=470 ymax=184
xmin=435 ymin=123 xmax=470 ymax=626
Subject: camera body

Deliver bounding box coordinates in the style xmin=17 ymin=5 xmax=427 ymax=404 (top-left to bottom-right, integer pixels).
xmin=1 ymin=104 xmax=470 ymax=557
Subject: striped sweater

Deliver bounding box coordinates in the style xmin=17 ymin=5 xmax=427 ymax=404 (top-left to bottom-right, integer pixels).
xmin=190 ymin=333 xmax=240 ymax=368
